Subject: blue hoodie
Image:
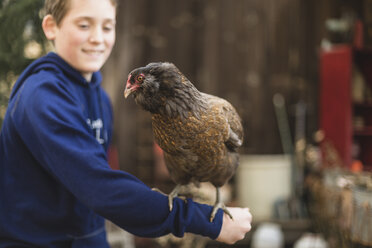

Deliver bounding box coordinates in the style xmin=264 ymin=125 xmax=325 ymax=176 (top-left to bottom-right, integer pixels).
xmin=0 ymin=53 xmax=222 ymax=247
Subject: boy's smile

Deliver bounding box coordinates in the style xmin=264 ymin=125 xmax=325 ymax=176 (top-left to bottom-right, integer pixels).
xmin=43 ymin=0 xmax=116 ymax=81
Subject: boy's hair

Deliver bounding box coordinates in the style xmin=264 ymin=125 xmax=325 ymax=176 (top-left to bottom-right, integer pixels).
xmin=43 ymin=0 xmax=118 ymax=26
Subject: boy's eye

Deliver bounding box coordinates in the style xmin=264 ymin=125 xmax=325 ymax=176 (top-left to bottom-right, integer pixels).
xmin=103 ymin=26 xmax=112 ymax=32
xmin=78 ymin=23 xmax=90 ymax=29
xmin=103 ymin=24 xmax=114 ymax=32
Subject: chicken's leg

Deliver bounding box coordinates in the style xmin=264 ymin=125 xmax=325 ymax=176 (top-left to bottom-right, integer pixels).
xmin=210 ymin=187 xmax=233 ymax=222
xmin=168 ymin=184 xmax=182 ymax=211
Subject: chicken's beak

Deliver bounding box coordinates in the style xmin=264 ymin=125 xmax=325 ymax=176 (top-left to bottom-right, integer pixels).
xmin=124 ymin=84 xmax=135 ymax=98
xmin=124 ymin=75 xmax=139 ymax=98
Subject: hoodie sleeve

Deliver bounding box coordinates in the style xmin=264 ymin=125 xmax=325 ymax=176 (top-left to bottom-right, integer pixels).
xmin=10 ymin=72 xmax=223 ymax=239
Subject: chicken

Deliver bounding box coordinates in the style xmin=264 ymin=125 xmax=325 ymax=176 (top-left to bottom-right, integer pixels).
xmin=124 ymin=62 xmax=243 ymax=222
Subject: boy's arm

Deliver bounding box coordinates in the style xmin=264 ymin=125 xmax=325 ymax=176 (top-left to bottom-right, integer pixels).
xmin=11 ymin=76 xmax=223 ymax=239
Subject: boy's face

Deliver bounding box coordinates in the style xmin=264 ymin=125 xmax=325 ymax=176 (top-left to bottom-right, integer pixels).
xmin=52 ymin=0 xmax=116 ymax=80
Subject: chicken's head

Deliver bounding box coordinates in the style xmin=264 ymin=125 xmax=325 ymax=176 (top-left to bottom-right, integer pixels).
xmin=124 ymin=62 xmax=184 ymax=112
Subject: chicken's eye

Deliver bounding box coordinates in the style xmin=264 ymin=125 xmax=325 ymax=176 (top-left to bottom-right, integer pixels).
xmin=137 ymin=75 xmax=144 ymax=82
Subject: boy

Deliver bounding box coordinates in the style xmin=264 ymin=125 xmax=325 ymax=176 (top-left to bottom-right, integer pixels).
xmin=0 ymin=0 xmax=252 ymax=247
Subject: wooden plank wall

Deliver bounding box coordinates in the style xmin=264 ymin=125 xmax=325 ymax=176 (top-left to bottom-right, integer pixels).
xmin=102 ymin=0 xmax=333 ymax=184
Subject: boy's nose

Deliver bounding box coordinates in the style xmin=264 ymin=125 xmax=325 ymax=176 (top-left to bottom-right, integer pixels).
xmin=89 ymin=27 xmax=104 ymax=43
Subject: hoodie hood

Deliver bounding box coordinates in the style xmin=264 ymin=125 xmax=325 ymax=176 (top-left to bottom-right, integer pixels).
xmin=10 ymin=52 xmax=102 ymax=100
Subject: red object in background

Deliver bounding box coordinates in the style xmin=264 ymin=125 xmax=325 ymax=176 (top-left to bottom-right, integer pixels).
xmin=108 ymin=145 xmax=120 ymax=170
xmin=351 ymin=160 xmax=363 ymax=172
xmin=153 ymin=142 xmax=170 ymax=181
xmin=320 ymin=44 xmax=372 ymax=171
xmin=353 ymin=20 xmax=364 ymax=50
xmin=319 ymin=45 xmax=353 ymax=168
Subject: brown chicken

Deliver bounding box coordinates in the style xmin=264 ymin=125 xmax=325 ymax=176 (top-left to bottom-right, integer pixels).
xmin=124 ymin=62 xmax=243 ymax=222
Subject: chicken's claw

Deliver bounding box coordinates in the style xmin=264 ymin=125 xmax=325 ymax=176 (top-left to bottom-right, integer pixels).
xmin=210 ymin=187 xmax=233 ymax=222
xmin=168 ymin=184 xmax=182 ymax=211
xmin=210 ymin=202 xmax=233 ymax=222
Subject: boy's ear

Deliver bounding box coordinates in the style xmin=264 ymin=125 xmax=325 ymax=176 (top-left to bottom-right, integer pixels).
xmin=42 ymin=14 xmax=58 ymax=40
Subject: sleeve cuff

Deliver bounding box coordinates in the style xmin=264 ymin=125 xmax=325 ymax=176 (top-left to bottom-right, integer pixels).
xmin=183 ymin=198 xmax=223 ymax=239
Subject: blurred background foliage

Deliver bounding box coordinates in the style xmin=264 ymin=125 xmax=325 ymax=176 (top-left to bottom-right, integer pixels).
xmin=0 ymin=0 xmax=47 ymax=126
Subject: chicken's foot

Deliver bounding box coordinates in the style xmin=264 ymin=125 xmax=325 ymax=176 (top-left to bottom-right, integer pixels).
xmin=210 ymin=187 xmax=233 ymax=222
xmin=168 ymin=184 xmax=182 ymax=212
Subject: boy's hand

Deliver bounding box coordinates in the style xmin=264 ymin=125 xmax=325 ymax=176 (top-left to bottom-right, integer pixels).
xmin=216 ymin=207 xmax=252 ymax=244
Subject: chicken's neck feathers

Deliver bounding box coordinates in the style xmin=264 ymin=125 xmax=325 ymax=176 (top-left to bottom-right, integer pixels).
xmin=158 ymin=81 xmax=208 ymax=120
